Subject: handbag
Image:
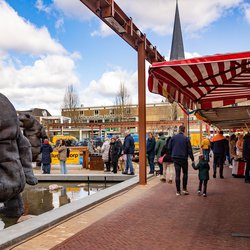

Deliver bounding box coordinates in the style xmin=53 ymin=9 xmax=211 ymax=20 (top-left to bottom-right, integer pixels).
xmin=158 ymin=154 xmax=166 ymax=164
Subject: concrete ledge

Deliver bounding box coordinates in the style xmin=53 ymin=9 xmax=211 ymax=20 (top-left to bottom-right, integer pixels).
xmin=0 ymin=175 xmax=139 ymax=249
xmin=35 ymin=174 xmax=134 ymax=182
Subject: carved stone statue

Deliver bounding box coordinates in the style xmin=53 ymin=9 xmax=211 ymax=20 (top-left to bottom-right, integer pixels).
xmin=0 ymin=93 xmax=38 ymax=217
xmin=19 ymin=113 xmax=47 ymax=162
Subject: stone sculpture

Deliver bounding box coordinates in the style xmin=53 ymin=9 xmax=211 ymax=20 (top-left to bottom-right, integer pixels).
xmin=0 ymin=93 xmax=38 ymax=217
xmin=19 ymin=113 xmax=47 ymax=162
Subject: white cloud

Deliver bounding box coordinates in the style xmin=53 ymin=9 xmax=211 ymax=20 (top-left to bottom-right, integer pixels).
xmin=53 ymin=0 xmax=94 ymax=21
xmin=91 ymin=22 xmax=114 ymax=37
xmin=35 ymin=0 xmax=51 ymax=14
xmin=243 ymin=3 xmax=250 ymax=23
xmin=55 ymin=17 xmax=64 ymax=30
xmin=0 ymin=54 xmax=79 ymax=115
xmin=79 ymin=66 xmax=165 ymax=108
xmin=0 ymin=1 xmax=65 ymax=55
xmin=52 ymin=0 xmax=244 ymax=37
xmin=114 ymin=0 xmax=243 ymax=35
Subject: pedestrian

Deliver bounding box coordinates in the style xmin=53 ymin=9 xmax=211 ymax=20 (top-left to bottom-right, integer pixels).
xmin=115 ymin=136 xmax=123 ymax=171
xmin=40 ymin=139 xmax=53 ymax=174
xmin=160 ymin=136 xmax=174 ymax=183
xmin=109 ymin=137 xmax=120 ymax=173
xmin=101 ymin=138 xmax=110 ymax=172
xmin=229 ymin=134 xmax=237 ymax=164
xmin=122 ymin=130 xmax=135 ymax=175
xmin=57 ymin=139 xmax=68 ymax=174
xmin=236 ymin=134 xmax=244 ymax=158
xmin=243 ymin=132 xmax=250 ymax=183
xmin=201 ymin=136 xmax=210 ymax=161
xmin=155 ymin=131 xmax=166 ymax=177
xmin=168 ymin=125 xmax=194 ymax=196
xmin=146 ymin=132 xmax=156 ymax=174
xmin=192 ymin=155 xmax=210 ymax=197
xmin=210 ymin=131 xmax=229 ymax=179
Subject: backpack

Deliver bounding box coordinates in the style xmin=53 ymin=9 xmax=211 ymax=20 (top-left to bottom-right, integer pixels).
xmin=66 ymin=148 xmax=70 ymax=158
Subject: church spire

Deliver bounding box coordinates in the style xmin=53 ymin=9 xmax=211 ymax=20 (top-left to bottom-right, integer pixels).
xmin=170 ymin=0 xmax=185 ymax=60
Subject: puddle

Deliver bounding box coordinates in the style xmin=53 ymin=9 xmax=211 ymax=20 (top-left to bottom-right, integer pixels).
xmin=0 ymin=181 xmax=114 ymax=230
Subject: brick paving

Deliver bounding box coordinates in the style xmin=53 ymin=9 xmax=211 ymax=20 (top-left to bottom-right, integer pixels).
xmin=50 ymin=165 xmax=250 ymax=250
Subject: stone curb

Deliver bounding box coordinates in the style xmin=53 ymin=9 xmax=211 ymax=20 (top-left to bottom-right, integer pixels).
xmin=0 ymin=175 xmax=143 ymax=249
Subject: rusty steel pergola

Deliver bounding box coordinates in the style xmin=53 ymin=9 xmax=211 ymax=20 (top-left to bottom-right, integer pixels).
xmin=79 ymin=0 xmax=167 ymax=184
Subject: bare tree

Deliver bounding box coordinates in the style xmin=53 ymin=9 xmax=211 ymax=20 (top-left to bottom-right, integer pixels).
xmin=62 ymin=85 xmax=79 ymax=122
xmin=114 ymin=82 xmax=131 ymax=123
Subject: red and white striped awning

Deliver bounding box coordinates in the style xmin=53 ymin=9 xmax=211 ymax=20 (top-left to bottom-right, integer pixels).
xmin=148 ymin=51 xmax=250 ymax=110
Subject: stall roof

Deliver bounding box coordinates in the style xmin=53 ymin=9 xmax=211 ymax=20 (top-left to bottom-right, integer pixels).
xmin=196 ymin=105 xmax=250 ymax=129
xmin=148 ymin=51 xmax=250 ymax=110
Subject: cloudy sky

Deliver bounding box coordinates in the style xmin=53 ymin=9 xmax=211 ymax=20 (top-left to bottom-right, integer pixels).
xmin=1 ymin=0 xmax=250 ymax=115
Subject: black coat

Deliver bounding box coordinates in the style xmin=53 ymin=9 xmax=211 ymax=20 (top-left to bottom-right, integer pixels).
xmin=40 ymin=144 xmax=53 ymax=164
xmin=243 ymin=133 xmax=250 ymax=160
xmin=146 ymin=137 xmax=156 ymax=157
xmin=193 ymin=160 xmax=210 ymax=180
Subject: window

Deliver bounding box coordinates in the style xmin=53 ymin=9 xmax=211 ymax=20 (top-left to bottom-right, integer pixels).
xmin=109 ymin=109 xmax=114 ymax=115
xmin=80 ymin=111 xmax=84 ymax=115
xmin=94 ymin=110 xmax=99 ymax=116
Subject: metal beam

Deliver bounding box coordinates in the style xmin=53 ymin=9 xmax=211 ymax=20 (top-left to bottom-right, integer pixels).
xmin=79 ymin=0 xmax=165 ymax=64
xmin=138 ymin=38 xmax=146 ymax=185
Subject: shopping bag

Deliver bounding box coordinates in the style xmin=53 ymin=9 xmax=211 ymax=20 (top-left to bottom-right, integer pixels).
xmin=158 ymin=154 xmax=166 ymax=164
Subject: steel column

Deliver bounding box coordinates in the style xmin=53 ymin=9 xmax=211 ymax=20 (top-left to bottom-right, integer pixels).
xmin=138 ymin=40 xmax=146 ymax=185
xmin=183 ymin=112 xmax=188 ymax=136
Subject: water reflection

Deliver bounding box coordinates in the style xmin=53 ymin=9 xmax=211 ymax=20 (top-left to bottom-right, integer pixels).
xmin=0 ymin=182 xmax=113 ymax=230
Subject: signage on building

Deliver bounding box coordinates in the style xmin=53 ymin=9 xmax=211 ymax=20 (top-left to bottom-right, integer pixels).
xmin=51 ymin=151 xmax=80 ymax=165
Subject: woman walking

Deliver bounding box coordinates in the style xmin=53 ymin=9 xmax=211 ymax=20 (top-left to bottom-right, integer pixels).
xmin=57 ymin=140 xmax=68 ymax=174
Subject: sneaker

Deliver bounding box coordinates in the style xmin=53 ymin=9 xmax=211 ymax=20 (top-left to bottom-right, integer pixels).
xmin=220 ymin=176 xmax=224 ymax=179
xmin=122 ymin=172 xmax=128 ymax=175
xmin=129 ymin=172 xmax=135 ymax=175
xmin=182 ymin=190 xmax=189 ymax=195
xmin=203 ymin=193 xmax=207 ymax=197
xmin=168 ymin=180 xmax=173 ymax=184
xmin=160 ymin=178 xmax=166 ymax=182
xmin=197 ymin=190 xmax=201 ymax=195
xmin=176 ymin=192 xmax=181 ymax=196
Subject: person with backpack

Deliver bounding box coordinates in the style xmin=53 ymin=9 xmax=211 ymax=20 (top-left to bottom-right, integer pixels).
xmin=57 ymin=139 xmax=68 ymax=174
xmin=160 ymin=136 xmax=174 ymax=183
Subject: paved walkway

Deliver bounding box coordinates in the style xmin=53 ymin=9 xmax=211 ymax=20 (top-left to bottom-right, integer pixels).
xmin=11 ymin=163 xmax=250 ymax=250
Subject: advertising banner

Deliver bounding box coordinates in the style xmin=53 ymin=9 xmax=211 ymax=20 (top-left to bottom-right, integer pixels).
xmin=51 ymin=151 xmax=80 ymax=165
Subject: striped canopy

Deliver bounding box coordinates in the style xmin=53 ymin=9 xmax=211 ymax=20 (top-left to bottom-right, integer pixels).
xmin=148 ymin=51 xmax=250 ymax=110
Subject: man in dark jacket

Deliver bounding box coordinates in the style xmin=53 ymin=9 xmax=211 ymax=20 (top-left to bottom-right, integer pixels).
xmin=123 ymin=130 xmax=135 ymax=175
xmin=146 ymin=132 xmax=156 ymax=174
xmin=40 ymin=139 xmax=53 ymax=174
xmin=210 ymin=131 xmax=229 ymax=179
xmin=168 ymin=125 xmax=194 ymax=195
xmin=243 ymin=133 xmax=250 ymax=183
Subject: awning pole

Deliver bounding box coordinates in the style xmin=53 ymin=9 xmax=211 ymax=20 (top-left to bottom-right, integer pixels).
xmin=138 ymin=39 xmax=146 ymax=185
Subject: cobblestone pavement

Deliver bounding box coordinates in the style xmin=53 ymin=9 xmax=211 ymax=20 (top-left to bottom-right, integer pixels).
xmin=48 ymin=164 xmax=250 ymax=250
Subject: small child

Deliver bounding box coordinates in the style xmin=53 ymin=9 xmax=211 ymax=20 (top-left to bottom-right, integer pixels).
xmin=192 ymin=155 xmax=210 ymax=197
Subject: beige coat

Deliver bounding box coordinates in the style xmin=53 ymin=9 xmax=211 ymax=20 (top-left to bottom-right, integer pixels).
xmin=57 ymin=145 xmax=67 ymax=161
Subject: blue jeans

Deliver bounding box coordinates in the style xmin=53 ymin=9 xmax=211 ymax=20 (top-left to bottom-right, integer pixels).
xmin=60 ymin=160 xmax=67 ymax=174
xmin=147 ymin=155 xmax=155 ymax=173
xmin=125 ymin=154 xmax=134 ymax=173
xmin=42 ymin=164 xmax=51 ymax=174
